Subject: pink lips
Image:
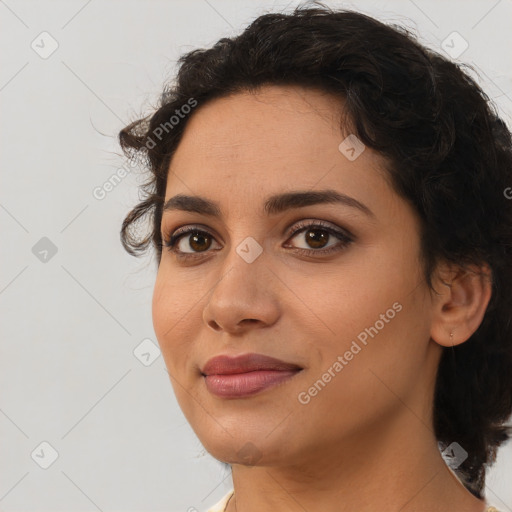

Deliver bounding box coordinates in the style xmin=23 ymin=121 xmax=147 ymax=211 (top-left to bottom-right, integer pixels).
xmin=201 ymin=353 xmax=303 ymax=398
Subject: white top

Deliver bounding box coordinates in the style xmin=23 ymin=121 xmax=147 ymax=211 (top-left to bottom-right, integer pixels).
xmin=207 ymin=490 xmax=234 ymax=512
xmin=205 ymin=489 xmax=501 ymax=511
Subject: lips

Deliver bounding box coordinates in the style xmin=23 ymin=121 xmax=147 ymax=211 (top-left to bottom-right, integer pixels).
xmin=201 ymin=353 xmax=303 ymax=399
xmin=201 ymin=353 xmax=303 ymax=376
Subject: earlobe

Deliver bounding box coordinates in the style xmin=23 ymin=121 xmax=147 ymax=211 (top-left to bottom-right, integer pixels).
xmin=429 ymin=262 xmax=493 ymax=348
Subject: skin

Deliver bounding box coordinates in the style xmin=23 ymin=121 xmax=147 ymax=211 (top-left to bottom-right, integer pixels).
xmin=152 ymin=85 xmax=493 ymax=512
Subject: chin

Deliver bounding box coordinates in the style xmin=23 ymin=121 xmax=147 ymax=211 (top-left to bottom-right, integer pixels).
xmin=200 ymin=425 xmax=302 ymax=468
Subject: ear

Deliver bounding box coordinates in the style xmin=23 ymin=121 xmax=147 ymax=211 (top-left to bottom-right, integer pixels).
xmin=429 ymin=261 xmax=493 ymax=347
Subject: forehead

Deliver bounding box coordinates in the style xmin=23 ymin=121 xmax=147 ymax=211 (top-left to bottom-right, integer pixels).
xmin=164 ymin=85 xmax=394 ymax=217
xmin=171 ymin=85 xmax=344 ymax=167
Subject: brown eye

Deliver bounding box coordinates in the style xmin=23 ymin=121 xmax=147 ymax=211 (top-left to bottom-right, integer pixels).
xmin=166 ymin=229 xmax=215 ymax=254
xmin=285 ymin=221 xmax=353 ymax=255
xmin=186 ymin=232 xmax=212 ymax=252
xmin=302 ymin=228 xmax=330 ymax=249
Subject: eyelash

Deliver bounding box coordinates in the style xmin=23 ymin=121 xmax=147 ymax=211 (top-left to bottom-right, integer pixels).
xmin=162 ymin=220 xmax=354 ymax=261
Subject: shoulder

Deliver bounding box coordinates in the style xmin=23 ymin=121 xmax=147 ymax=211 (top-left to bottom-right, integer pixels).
xmin=205 ymin=489 xmax=234 ymax=512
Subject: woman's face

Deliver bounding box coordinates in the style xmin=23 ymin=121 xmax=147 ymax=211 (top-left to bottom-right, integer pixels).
xmin=152 ymin=85 xmax=440 ymax=466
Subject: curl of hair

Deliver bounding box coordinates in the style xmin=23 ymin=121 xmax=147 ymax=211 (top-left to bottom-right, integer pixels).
xmin=119 ymin=3 xmax=512 ymax=497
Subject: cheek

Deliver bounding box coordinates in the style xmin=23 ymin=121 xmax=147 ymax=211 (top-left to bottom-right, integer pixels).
xmin=152 ymin=275 xmax=171 ymax=346
xmin=151 ymin=268 xmax=202 ymax=371
xmin=294 ymin=292 xmax=429 ymax=444
xmin=304 ymin=245 xmax=428 ymax=387
xmin=152 ymin=271 xmax=206 ymax=422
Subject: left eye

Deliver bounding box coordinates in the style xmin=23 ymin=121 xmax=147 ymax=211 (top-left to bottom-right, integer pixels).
xmin=162 ymin=221 xmax=353 ymax=259
xmin=283 ymin=221 xmax=353 ymax=256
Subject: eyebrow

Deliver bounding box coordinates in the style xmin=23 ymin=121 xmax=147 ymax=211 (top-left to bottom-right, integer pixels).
xmin=162 ymin=189 xmax=375 ymax=219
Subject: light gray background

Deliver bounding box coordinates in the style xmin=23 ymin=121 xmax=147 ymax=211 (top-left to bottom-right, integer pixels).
xmin=1 ymin=0 xmax=511 ymax=511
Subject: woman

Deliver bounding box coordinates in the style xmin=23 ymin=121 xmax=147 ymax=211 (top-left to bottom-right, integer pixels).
xmin=118 ymin=4 xmax=511 ymax=511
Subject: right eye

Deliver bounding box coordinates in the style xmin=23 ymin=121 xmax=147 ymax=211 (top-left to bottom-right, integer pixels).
xmin=163 ymin=226 xmax=220 ymax=259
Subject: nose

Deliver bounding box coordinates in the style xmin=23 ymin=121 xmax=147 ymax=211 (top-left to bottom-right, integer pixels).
xmin=202 ymin=252 xmax=281 ymax=335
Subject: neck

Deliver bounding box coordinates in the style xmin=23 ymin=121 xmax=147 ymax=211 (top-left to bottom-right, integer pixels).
xmin=226 ymin=408 xmax=487 ymax=512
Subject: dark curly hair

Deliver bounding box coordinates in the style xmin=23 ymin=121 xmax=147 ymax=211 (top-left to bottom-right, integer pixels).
xmin=118 ymin=2 xmax=512 ymax=498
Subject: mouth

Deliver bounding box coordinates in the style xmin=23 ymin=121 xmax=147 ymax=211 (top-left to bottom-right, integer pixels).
xmin=203 ymin=369 xmax=303 ymax=398
xmin=200 ymin=353 xmax=303 ymax=399
xmin=201 ymin=352 xmax=303 ymax=375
